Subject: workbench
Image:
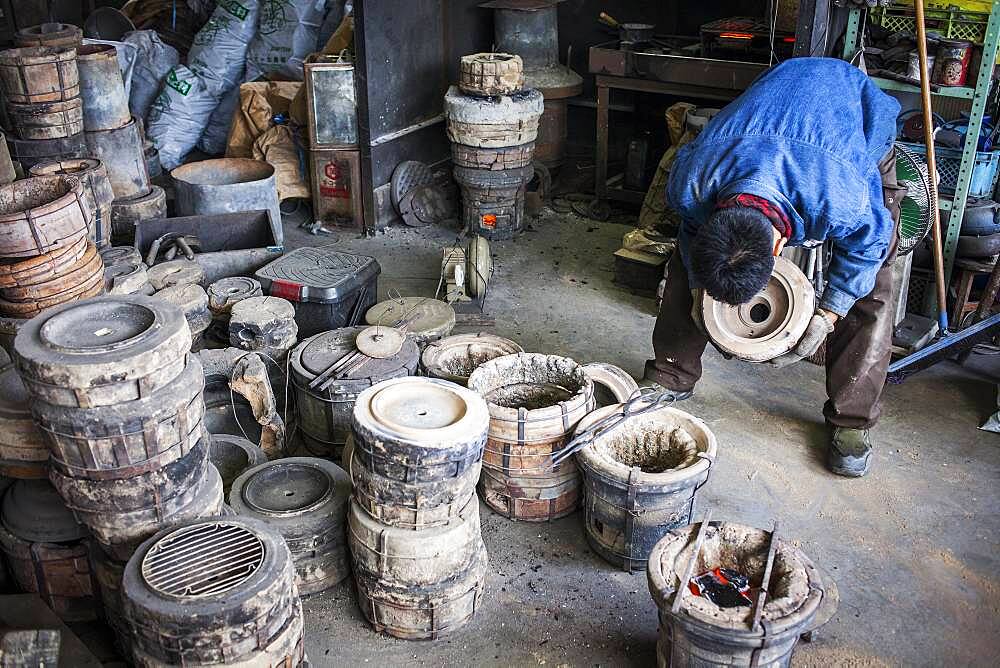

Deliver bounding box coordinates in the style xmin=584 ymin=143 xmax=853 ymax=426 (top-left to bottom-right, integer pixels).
xmin=589 ymin=45 xmax=768 ymax=207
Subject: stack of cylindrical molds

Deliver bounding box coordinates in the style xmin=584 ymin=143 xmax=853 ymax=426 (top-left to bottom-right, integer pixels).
xmin=0 ymin=175 xmax=105 ymax=346
xmin=11 ymin=294 xmax=224 ymax=651
xmin=29 ymin=158 xmax=116 ymax=249
xmin=121 ymin=518 xmax=307 ymax=666
xmin=0 ymin=46 xmax=87 ymax=168
xmin=230 ymin=457 xmax=353 ymax=596
xmin=75 ymin=44 xmax=164 ymax=243
xmin=467 ymin=352 xmax=595 ymax=522
xmin=0 ymin=479 xmax=97 ymax=623
xmin=444 ymin=53 xmax=543 ymax=240
xmin=345 ymin=377 xmax=490 ymax=639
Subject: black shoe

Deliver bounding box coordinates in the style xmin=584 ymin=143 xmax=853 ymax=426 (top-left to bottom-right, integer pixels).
xmin=828 ymin=427 xmax=873 ymax=478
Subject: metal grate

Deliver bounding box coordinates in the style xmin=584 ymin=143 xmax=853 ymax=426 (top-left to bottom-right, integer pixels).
xmin=141 ymin=522 xmax=265 ymax=599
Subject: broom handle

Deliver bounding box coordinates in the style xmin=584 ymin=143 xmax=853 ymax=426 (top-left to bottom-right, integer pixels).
xmin=915 ymin=0 xmax=950 ymax=331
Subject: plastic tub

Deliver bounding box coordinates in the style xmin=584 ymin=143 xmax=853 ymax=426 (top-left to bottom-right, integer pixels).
xmin=255 ymin=247 xmax=380 ymax=338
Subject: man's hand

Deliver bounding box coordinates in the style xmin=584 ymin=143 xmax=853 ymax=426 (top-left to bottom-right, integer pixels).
xmin=690 ymin=289 xmax=705 ymax=333
xmin=768 ymin=309 xmax=837 ymax=368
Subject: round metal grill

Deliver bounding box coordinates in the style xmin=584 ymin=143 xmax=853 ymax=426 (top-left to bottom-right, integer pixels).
xmin=141 ymin=522 xmax=265 ymax=599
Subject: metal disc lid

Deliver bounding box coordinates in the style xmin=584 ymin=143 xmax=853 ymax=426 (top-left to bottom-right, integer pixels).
xmin=255 ymin=247 xmax=380 ymax=304
xmin=141 ymin=521 xmax=265 ymax=599
xmin=2 ymin=479 xmax=87 ymax=543
xmin=364 ymin=297 xmax=456 ymax=343
xmin=242 ymin=461 xmax=333 ymax=516
xmin=296 ymin=326 xmax=419 ymax=381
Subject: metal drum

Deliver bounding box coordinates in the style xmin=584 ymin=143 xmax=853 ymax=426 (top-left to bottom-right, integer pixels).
xmin=467 ymin=352 xmax=595 ymax=521
xmin=575 ymin=402 xmax=717 ymax=572
xmin=171 ymin=158 xmax=282 ymax=245
xmin=290 ymin=326 xmax=419 ymax=458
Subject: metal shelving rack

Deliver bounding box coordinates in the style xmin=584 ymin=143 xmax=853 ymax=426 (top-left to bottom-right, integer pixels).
xmin=842 ymin=2 xmax=1000 ymax=316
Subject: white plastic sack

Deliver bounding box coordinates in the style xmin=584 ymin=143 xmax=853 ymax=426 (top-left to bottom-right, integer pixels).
xmin=188 ymin=0 xmax=259 ymax=96
xmin=246 ymin=0 xmax=328 ymax=80
xmin=124 ymin=30 xmax=180 ymax=122
xmin=198 ymin=80 xmax=242 ymax=155
xmin=146 ymin=65 xmax=219 ymax=169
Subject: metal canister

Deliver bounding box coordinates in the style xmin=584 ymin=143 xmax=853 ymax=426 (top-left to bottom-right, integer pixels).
xmin=77 ymin=44 xmax=131 ymax=131
xmin=932 ymin=39 xmax=973 ymax=87
xmin=906 ymin=51 xmax=935 ymax=81
xmin=309 ymin=148 xmax=362 ymax=228
xmin=304 ymin=56 xmax=357 ymax=148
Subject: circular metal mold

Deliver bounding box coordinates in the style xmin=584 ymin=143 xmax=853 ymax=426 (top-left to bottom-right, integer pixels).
xmin=209 ymin=434 xmax=267 ymax=495
xmin=700 ymin=256 xmax=815 ymax=363
xmin=147 ymin=259 xmax=205 ymax=291
xmin=1 ymin=479 xmax=85 ymax=543
xmin=140 ymin=521 xmax=265 ymax=599
xmin=207 ymin=276 xmax=262 ymax=314
xmin=40 ymin=300 xmax=155 ymax=352
xmin=399 ymin=183 xmax=451 ymax=227
xmin=364 ymin=297 xmax=456 ymax=346
xmin=390 ymin=160 xmax=434 ymax=212
xmin=420 ymin=332 xmax=523 ymax=385
xmin=297 ymin=326 xmax=417 ymax=379
xmin=241 ymin=462 xmax=333 ymax=516
xmin=14 ymin=294 xmax=190 ymax=408
xmin=355 ymin=376 xmax=490 ymax=452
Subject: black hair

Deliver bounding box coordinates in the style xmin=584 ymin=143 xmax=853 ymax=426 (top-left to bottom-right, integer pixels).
xmin=690 ymin=207 xmax=775 ymax=305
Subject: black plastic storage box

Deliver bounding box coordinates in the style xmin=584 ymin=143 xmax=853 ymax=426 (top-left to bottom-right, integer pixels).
xmin=255 ymin=247 xmax=380 ymax=337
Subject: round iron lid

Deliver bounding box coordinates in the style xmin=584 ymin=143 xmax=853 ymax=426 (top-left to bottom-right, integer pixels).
xmin=355 ymin=326 xmax=405 ymax=358
xmin=399 ymin=184 xmax=453 ymax=227
xmin=141 ymin=521 xmax=265 ymax=599
xmin=390 ymin=160 xmax=434 ymax=212
xmin=241 ymin=462 xmax=332 ymax=516
xmin=38 ymin=299 xmax=157 ymax=353
xmin=2 ymin=479 xmax=87 ymax=543
xmin=298 ymin=326 xmax=418 ymax=379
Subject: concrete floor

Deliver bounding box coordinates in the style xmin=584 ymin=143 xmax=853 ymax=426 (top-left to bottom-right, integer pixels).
xmin=284 ymin=209 xmax=1000 ymax=667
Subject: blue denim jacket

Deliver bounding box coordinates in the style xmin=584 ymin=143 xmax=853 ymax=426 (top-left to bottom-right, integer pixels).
xmin=667 ymin=57 xmax=901 ymax=316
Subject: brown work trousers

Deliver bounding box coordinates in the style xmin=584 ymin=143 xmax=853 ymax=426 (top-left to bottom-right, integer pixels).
xmin=644 ymin=151 xmax=905 ymax=429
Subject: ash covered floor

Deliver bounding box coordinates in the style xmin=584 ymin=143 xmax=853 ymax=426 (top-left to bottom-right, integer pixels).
xmin=285 ymin=209 xmax=1000 ymax=667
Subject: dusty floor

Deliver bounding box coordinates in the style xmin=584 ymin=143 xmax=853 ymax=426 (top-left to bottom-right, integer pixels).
xmin=280 ymin=207 xmax=1000 ymax=667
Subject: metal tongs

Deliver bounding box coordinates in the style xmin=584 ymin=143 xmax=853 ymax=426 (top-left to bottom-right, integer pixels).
xmin=145 ymin=233 xmax=201 ymax=266
xmin=551 ymin=387 xmax=684 ymax=466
